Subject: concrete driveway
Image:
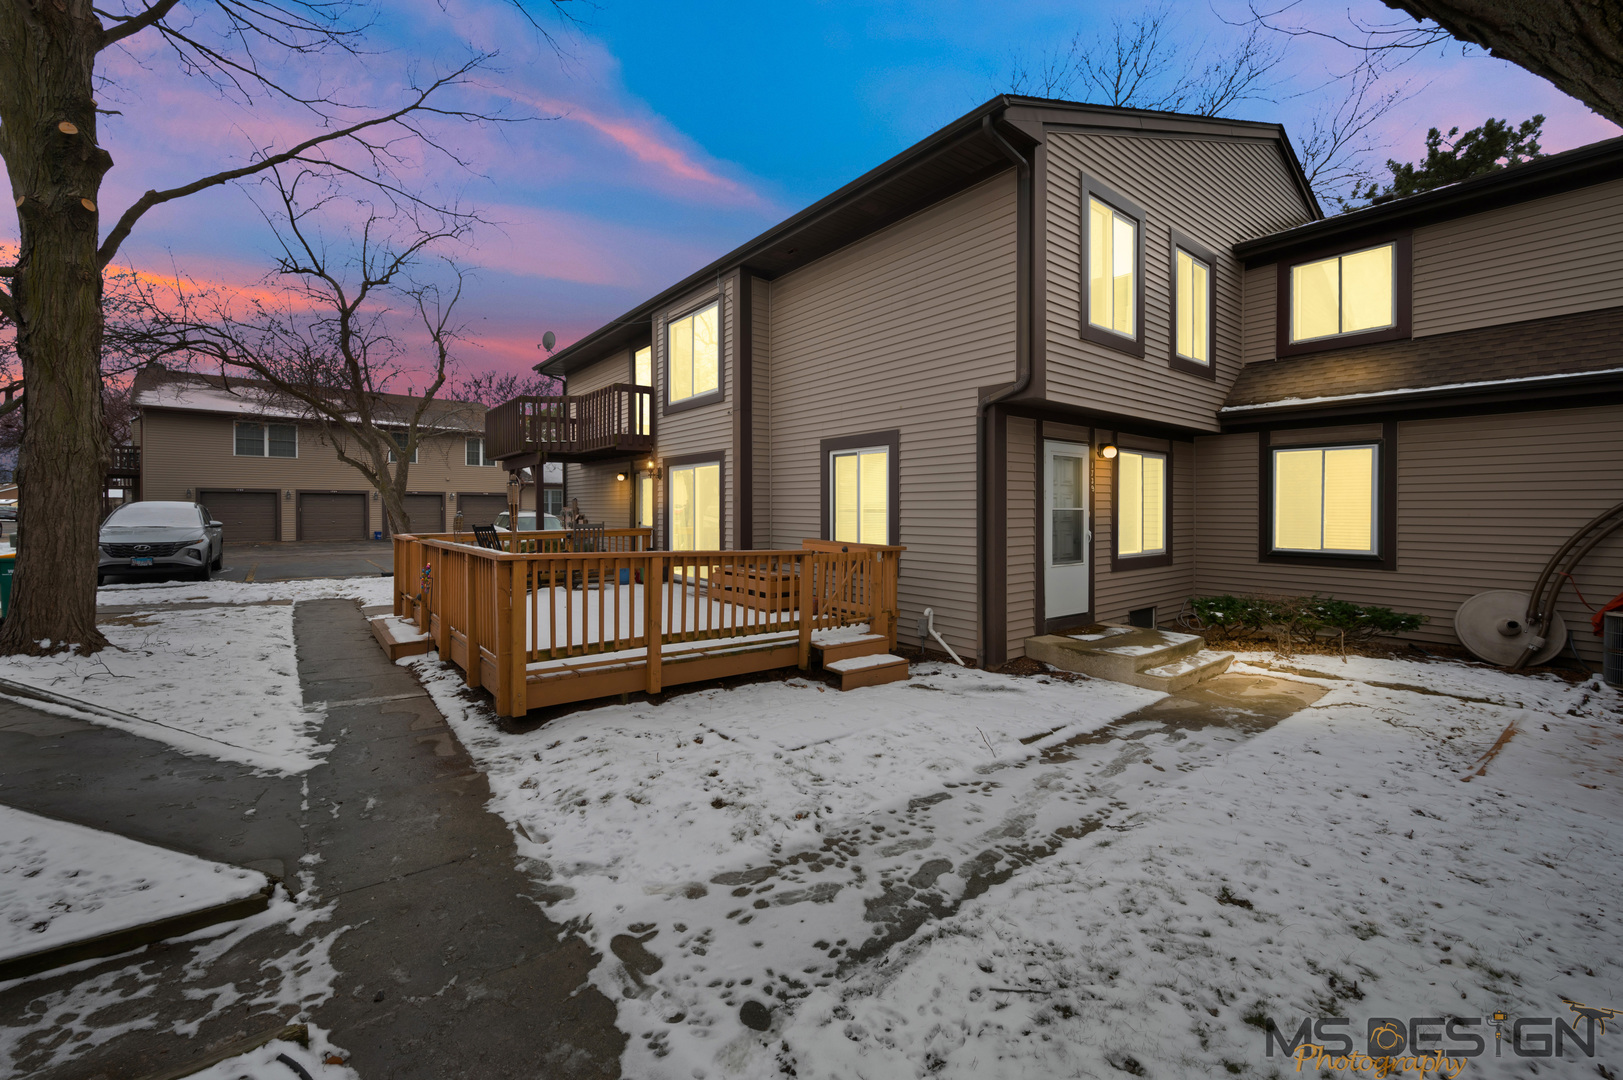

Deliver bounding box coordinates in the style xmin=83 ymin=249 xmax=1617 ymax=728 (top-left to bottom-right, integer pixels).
xmin=99 ymin=539 xmax=394 ymax=587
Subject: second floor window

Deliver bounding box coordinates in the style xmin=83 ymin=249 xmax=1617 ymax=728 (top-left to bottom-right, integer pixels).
xmin=387 ymin=431 xmax=417 ymax=464
xmin=1174 ymin=248 xmax=1211 ymax=366
xmin=1088 ymin=196 xmax=1137 ymax=339
xmin=1290 ymin=242 xmax=1395 ymax=343
xmin=667 ymin=302 xmax=719 ymax=405
xmin=235 ymin=421 xmax=297 ymax=458
xmin=466 ymin=437 xmax=498 ymax=467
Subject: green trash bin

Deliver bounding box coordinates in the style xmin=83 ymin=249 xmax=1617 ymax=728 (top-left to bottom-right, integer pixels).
xmin=0 ymin=550 xmax=14 ymax=620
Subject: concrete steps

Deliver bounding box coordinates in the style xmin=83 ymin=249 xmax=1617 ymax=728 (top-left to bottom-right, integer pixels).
xmin=825 ymin=653 xmax=910 ymax=690
xmin=1025 ymin=624 xmax=1233 ymax=692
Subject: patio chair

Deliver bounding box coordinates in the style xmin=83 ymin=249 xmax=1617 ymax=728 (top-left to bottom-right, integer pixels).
xmin=472 ymin=524 xmax=502 ymax=551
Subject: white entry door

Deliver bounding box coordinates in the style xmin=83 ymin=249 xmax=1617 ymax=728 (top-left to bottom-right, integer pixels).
xmin=1043 ymin=439 xmax=1091 ymax=621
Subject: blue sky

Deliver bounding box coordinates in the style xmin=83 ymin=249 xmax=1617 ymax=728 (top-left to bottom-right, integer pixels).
xmin=40 ymin=1 xmax=1621 ymax=385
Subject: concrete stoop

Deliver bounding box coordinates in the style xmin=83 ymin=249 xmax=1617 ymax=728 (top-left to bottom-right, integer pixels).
xmin=1025 ymin=624 xmax=1234 ymax=692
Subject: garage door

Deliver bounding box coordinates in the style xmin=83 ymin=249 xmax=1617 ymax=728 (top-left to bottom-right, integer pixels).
xmin=298 ymin=492 xmax=368 ymax=541
xmin=198 ymin=490 xmax=278 ymax=543
xmin=456 ymin=493 xmax=509 ymax=527
xmin=391 ymin=493 xmax=444 ymax=535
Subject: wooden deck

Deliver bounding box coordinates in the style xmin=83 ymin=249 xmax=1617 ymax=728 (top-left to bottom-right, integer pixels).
xmin=389 ymin=529 xmax=904 ymax=716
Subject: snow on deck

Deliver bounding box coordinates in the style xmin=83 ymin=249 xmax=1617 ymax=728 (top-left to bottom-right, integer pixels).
xmin=0 ymin=806 xmax=267 ymax=965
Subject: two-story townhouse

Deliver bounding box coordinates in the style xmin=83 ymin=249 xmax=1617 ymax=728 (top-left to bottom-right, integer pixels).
xmin=511 ymin=96 xmax=1623 ymax=669
xmin=133 ymin=367 xmax=556 ymax=542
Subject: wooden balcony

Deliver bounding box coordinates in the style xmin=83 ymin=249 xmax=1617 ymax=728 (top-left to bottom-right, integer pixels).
xmin=387 ymin=531 xmax=905 ymax=716
xmin=484 ymin=384 xmax=654 ymax=465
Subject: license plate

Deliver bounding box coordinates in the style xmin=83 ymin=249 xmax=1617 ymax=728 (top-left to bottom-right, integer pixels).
xmin=130 ymin=557 xmax=154 ymax=567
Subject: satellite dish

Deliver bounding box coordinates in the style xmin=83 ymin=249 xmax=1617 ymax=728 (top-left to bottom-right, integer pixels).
xmin=540 ymin=331 xmax=556 ymax=354
xmin=1455 ymin=590 xmax=1567 ymax=667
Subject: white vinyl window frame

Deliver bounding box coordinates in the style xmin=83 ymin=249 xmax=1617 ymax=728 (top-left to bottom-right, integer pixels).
xmin=828 ymin=445 xmax=890 ymax=546
xmin=386 ymin=431 xmax=418 ymax=465
xmin=1173 ymin=247 xmax=1212 ymax=365
xmin=465 ymin=437 xmax=499 ymax=467
xmin=666 ymin=459 xmax=722 ymax=554
xmin=1288 ymin=242 xmax=1397 ymax=344
xmin=1087 ymin=195 xmax=1139 ymax=340
xmin=1114 ymin=449 xmax=1167 ymax=560
xmin=233 ymin=421 xmax=298 ymax=459
xmin=1270 ymin=443 xmax=1380 ymax=556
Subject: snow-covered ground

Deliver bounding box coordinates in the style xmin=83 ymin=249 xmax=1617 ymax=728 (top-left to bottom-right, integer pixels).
xmin=187 ymin=1024 xmax=358 ymax=1080
xmin=96 ymin=576 xmax=393 ymax=609
xmin=0 ymin=806 xmax=267 ymax=967
xmin=413 ymin=644 xmax=1623 ymax=1079
xmin=0 ymin=603 xmax=326 ymax=773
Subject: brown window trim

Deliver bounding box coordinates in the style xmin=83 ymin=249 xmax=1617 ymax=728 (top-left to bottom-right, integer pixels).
xmin=1167 ymin=228 xmax=1218 ymax=381
xmin=1256 ymin=421 xmax=1398 ymax=571
xmin=662 ymin=297 xmax=725 ymax=416
xmin=819 ymin=429 xmax=900 ymax=545
xmin=1110 ymin=445 xmax=1173 ymax=571
xmin=1275 ymin=234 xmax=1412 ymax=359
xmin=662 ymin=450 xmax=726 ymax=552
xmin=1079 ymin=175 xmax=1146 ymax=359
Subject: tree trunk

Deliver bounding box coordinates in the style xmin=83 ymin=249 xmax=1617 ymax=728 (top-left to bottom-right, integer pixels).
xmin=0 ymin=2 xmax=112 ymax=654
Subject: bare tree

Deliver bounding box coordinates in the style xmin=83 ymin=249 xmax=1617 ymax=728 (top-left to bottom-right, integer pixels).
xmin=132 ymin=167 xmax=484 ymax=536
xmin=451 ymin=367 xmax=562 ymax=408
xmin=1294 ymin=67 xmax=1419 ymax=208
xmin=1252 ymin=1 xmax=1623 ymax=128
xmin=1006 ymin=5 xmax=1286 ymax=115
xmin=0 ymin=1 xmax=571 ymax=655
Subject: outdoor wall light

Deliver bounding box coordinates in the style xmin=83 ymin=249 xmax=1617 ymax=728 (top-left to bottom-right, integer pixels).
xmin=616 ymin=472 xmax=627 ymax=482
xmin=1098 ymin=444 xmax=1119 ymax=460
xmin=184 ymin=488 xmax=193 ymax=498
xmin=283 ymin=490 xmax=293 ymax=501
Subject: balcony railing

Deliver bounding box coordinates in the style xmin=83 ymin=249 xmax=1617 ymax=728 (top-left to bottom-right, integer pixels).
xmin=485 ymin=383 xmax=654 ymax=464
xmin=108 ymin=445 xmax=141 ymax=477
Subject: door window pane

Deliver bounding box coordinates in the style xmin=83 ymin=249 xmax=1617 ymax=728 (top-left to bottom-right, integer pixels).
xmin=1087 ymin=197 xmax=1135 ymax=337
xmin=638 ymin=475 xmax=654 ymax=529
xmin=1051 ymin=454 xmax=1086 ymax=565
xmin=669 ymin=462 xmax=721 ymax=551
xmin=831 ymin=447 xmax=889 ymax=545
xmin=1273 ymin=445 xmax=1377 ymax=553
xmin=667 ymin=302 xmax=719 ymax=404
xmin=634 ymin=345 xmax=653 ymax=433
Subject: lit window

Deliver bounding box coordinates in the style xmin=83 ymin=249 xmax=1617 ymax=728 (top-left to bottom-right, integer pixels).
xmin=1290 ymin=243 xmax=1394 ymax=343
xmin=669 ymin=461 xmax=720 ymax=551
xmin=1273 ymin=445 xmax=1377 ymax=554
xmin=1088 ymin=196 xmax=1136 ymax=338
xmin=234 ymin=421 xmax=297 ymax=458
xmin=638 ymin=475 xmax=654 ymax=529
xmin=830 ymin=447 xmax=888 ymax=545
xmin=667 ymin=303 xmax=719 ymax=404
xmin=1116 ymin=450 xmax=1166 ymax=558
xmin=634 ymin=345 xmax=653 ymax=433
xmin=1174 ymin=248 xmax=1211 ymax=365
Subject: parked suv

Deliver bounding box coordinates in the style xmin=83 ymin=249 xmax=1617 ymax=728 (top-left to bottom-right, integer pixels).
xmin=99 ymin=501 xmax=224 ymax=585
xmin=493 ymin=511 xmax=564 ymax=532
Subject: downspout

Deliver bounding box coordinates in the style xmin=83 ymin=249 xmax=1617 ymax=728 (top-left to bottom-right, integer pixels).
xmin=976 ymin=110 xmax=1035 ymax=667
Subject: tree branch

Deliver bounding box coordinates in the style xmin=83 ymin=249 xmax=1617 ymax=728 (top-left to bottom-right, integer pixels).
xmin=97 ymin=0 xmax=186 ymax=51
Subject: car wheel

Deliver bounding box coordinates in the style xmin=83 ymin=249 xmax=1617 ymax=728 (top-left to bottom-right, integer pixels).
xmin=196 ymin=558 xmax=212 ymax=582
xmin=212 ymin=545 xmax=223 ymax=571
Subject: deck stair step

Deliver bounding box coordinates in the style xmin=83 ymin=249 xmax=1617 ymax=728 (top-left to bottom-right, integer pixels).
xmin=1024 ymin=623 xmax=1233 ymax=692
xmin=370 ymin=615 xmax=432 ymax=661
xmin=825 ymin=652 xmax=909 ymax=690
xmin=810 ymin=629 xmax=891 ymax=665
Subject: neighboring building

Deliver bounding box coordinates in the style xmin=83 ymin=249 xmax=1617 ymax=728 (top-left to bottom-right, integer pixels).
xmin=504 ymin=96 xmax=1623 ymax=666
xmin=132 ymin=368 xmax=560 ymax=541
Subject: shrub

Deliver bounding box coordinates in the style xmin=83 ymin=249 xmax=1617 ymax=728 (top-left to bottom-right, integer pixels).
xmin=1189 ymin=594 xmax=1427 ymax=644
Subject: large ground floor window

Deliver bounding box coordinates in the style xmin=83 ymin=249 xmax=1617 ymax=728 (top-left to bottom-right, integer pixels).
xmin=1115 ymin=448 xmax=1166 ymax=559
xmin=669 ymin=460 xmax=721 ymax=551
xmin=830 ymin=446 xmax=889 ymax=545
xmin=1272 ymin=444 xmax=1378 ymax=554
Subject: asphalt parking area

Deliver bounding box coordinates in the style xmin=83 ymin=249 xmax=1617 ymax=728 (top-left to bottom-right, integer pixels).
xmin=98 ymin=539 xmax=394 ymax=586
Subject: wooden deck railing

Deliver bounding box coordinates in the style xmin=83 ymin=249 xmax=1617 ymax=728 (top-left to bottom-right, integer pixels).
xmin=484 ymin=384 xmax=655 ymax=462
xmin=390 ymin=533 xmax=902 ymax=716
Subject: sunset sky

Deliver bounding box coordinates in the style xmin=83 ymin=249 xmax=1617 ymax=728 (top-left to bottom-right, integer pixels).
xmin=47 ymin=0 xmax=1621 ymax=389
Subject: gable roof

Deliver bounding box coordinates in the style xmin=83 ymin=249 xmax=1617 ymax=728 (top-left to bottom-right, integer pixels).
xmin=540 ymin=96 xmax=1316 ymax=377
xmin=1235 ymin=134 xmax=1623 ymax=266
xmin=131 ymin=366 xmax=489 ymax=433
xmin=1221 ymin=304 xmax=1623 ymax=422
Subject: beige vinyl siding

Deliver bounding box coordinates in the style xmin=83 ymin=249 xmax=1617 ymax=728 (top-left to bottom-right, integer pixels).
xmin=653 ymin=279 xmax=736 ymax=549
xmin=751 ymin=274 xmax=772 ymax=546
xmin=1193 ymin=404 xmax=1623 ymax=662
xmin=1413 ymin=177 xmax=1623 ymax=337
xmin=139 ymin=409 xmax=508 ymax=540
xmin=563 ymin=349 xmax=637 ymax=527
xmin=764 ymin=173 xmax=1018 ymax=659
xmin=1006 ymin=416 xmax=1037 ymax=657
xmin=1045 ymin=133 xmax=1311 ymax=430
xmin=1092 ymin=436 xmax=1197 ymax=625
xmin=1240 ymin=264 xmax=1276 ymax=364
